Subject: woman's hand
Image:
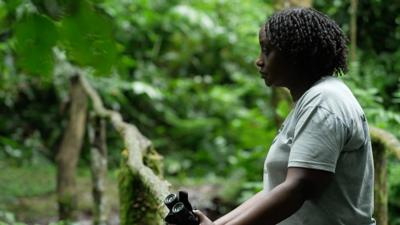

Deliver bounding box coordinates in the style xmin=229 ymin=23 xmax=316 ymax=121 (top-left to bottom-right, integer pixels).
xmin=194 ymin=210 xmax=215 ymax=225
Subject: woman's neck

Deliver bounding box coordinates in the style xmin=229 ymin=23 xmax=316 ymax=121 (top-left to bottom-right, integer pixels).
xmin=288 ymin=76 xmax=323 ymax=102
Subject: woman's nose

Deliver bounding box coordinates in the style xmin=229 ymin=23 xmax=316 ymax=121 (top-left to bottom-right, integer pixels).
xmin=255 ymin=58 xmax=264 ymax=67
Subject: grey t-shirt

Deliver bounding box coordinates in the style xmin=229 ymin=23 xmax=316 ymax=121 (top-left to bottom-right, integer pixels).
xmin=263 ymin=76 xmax=375 ymax=225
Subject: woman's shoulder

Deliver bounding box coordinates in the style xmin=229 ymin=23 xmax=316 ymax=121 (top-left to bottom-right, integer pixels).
xmin=299 ymin=76 xmax=355 ymax=106
xmin=296 ymin=76 xmax=365 ymax=124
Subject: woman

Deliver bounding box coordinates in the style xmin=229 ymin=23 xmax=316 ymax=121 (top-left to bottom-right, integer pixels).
xmin=193 ymin=7 xmax=376 ymax=225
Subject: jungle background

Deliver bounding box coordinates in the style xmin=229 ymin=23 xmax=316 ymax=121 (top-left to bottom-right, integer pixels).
xmin=0 ymin=0 xmax=399 ymax=224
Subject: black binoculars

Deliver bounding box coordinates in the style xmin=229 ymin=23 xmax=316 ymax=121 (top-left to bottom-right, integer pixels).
xmin=164 ymin=191 xmax=199 ymax=225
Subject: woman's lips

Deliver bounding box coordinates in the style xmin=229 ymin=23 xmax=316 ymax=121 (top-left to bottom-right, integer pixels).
xmin=259 ymin=71 xmax=268 ymax=78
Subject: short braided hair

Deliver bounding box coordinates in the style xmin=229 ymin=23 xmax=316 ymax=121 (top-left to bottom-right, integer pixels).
xmin=265 ymin=8 xmax=348 ymax=77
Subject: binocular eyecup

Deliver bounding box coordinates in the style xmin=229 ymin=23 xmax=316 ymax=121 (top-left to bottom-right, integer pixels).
xmin=164 ymin=191 xmax=199 ymax=225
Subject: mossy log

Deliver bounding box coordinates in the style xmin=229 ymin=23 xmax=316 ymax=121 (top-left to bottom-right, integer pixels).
xmin=119 ymin=148 xmax=165 ymax=225
xmin=370 ymin=126 xmax=400 ymax=225
xmin=79 ymin=74 xmax=170 ymax=225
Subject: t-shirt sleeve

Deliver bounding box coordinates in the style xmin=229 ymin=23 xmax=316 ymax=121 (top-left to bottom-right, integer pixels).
xmin=288 ymin=105 xmax=347 ymax=173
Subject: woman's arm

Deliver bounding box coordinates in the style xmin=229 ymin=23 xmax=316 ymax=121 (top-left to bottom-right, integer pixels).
xmin=224 ymin=167 xmax=333 ymax=225
xmin=213 ymin=191 xmax=265 ymax=225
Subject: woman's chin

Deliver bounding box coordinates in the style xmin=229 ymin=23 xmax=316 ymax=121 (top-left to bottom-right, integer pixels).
xmin=263 ymin=77 xmax=273 ymax=87
xmin=264 ymin=81 xmax=272 ymax=87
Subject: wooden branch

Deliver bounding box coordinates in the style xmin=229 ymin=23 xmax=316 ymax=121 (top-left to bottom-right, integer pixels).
xmin=370 ymin=126 xmax=400 ymax=159
xmin=79 ymin=74 xmax=171 ymax=215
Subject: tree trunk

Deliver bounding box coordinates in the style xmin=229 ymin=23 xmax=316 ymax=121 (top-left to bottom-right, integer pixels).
xmin=350 ymin=0 xmax=358 ymax=63
xmin=56 ymin=75 xmax=88 ymax=221
xmin=89 ymin=115 xmax=109 ymax=225
xmin=372 ymin=141 xmax=387 ymax=225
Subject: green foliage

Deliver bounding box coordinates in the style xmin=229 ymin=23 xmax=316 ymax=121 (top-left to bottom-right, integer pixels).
xmin=83 ymin=0 xmax=277 ymax=179
xmin=10 ymin=0 xmax=119 ymax=76
xmin=59 ymin=1 xmax=117 ymax=75
xmin=14 ymin=13 xmax=57 ymax=76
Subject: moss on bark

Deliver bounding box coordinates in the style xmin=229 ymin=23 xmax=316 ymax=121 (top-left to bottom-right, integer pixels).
xmin=118 ymin=149 xmax=165 ymax=225
xmin=372 ymin=141 xmax=388 ymax=225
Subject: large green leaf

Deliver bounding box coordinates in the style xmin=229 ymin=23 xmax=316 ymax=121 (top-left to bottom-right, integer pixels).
xmin=14 ymin=13 xmax=57 ymax=76
xmin=59 ymin=0 xmax=117 ymax=75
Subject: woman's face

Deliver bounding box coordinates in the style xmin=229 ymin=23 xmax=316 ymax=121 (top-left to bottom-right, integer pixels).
xmin=256 ymin=27 xmax=294 ymax=88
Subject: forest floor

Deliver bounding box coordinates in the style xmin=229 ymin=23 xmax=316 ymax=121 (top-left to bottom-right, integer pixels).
xmin=0 ymin=164 xmax=234 ymax=225
xmin=0 ymin=164 xmax=120 ymax=225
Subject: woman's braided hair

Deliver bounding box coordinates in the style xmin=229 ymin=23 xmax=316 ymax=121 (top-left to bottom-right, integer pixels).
xmin=265 ymin=8 xmax=348 ymax=77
